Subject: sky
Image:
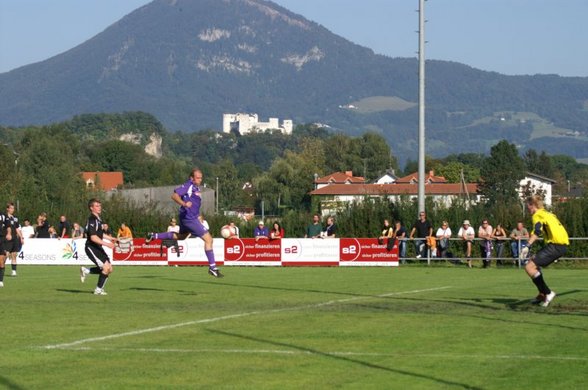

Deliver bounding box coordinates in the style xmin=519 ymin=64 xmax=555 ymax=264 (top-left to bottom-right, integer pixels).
xmin=1 ymin=0 xmax=587 ymax=77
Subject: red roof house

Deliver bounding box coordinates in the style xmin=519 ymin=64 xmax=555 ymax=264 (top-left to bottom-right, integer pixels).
xmin=81 ymin=172 xmax=124 ymax=191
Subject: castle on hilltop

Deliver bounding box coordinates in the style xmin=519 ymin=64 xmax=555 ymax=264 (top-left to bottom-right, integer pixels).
xmin=223 ymin=113 xmax=293 ymax=135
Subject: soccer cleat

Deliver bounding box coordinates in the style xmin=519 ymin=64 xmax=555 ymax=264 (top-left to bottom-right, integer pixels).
xmin=80 ymin=267 xmax=89 ymax=283
xmin=93 ymin=288 xmax=108 ymax=295
xmin=208 ymin=268 xmax=224 ymax=278
xmin=11 ymin=270 xmax=16 ymax=277
xmin=0 ymin=281 xmax=3 ymax=287
xmin=530 ymin=293 xmax=545 ymax=305
xmin=145 ymin=232 xmax=154 ymax=243
xmin=540 ymin=291 xmax=556 ymax=307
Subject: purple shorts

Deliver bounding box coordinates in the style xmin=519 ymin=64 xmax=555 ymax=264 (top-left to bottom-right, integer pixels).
xmin=180 ymin=218 xmax=209 ymax=238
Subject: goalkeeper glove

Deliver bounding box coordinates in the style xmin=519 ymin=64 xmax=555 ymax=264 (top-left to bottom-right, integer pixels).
xmin=519 ymin=246 xmax=529 ymax=260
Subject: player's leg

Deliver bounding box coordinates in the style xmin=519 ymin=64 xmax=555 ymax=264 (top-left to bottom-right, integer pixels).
xmin=183 ymin=218 xmax=223 ymax=277
xmin=9 ymin=250 xmax=17 ymax=276
xmin=525 ymin=244 xmax=566 ymax=306
xmin=84 ymin=246 xmax=111 ymax=295
xmin=146 ymin=230 xmax=176 ymax=242
xmin=0 ymin=250 xmax=5 ymax=287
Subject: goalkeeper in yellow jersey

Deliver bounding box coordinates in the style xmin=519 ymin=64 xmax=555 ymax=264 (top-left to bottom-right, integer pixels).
xmin=521 ymin=195 xmax=569 ymax=307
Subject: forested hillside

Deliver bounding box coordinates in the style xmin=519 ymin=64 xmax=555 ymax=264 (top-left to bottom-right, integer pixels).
xmin=1 ymin=0 xmax=588 ymax=163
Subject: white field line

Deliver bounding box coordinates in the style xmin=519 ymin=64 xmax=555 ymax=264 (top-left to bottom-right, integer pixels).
xmin=51 ymin=346 xmax=588 ymax=362
xmin=40 ymin=286 xmax=451 ymax=350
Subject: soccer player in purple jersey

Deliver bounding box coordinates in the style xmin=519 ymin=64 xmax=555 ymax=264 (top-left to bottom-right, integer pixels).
xmin=147 ymin=168 xmax=223 ymax=278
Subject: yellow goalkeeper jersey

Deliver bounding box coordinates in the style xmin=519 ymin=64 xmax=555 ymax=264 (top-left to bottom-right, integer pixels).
xmin=531 ymin=208 xmax=569 ymax=245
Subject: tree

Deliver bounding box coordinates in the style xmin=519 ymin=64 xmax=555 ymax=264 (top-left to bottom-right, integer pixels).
xmin=435 ymin=161 xmax=480 ymax=183
xmin=478 ymin=140 xmax=525 ymax=212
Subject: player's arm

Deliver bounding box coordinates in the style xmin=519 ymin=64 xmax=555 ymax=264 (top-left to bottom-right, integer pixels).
xmin=527 ymin=222 xmax=542 ymax=246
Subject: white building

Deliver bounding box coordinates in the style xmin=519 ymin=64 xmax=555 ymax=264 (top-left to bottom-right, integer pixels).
xmin=519 ymin=172 xmax=555 ymax=207
xmin=222 ymin=113 xmax=293 ymax=135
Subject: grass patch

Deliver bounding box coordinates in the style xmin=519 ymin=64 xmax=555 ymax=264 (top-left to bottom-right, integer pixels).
xmin=1 ymin=266 xmax=587 ymax=389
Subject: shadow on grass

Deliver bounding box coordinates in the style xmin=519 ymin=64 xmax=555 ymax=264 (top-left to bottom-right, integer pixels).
xmin=125 ymin=287 xmax=198 ymax=295
xmin=132 ymin=274 xmax=375 ymax=298
xmin=351 ymin=293 xmax=588 ymax=331
xmin=192 ymin=279 xmax=370 ymax=298
xmin=55 ymin=288 xmax=88 ymax=294
xmin=0 ymin=375 xmax=26 ymax=390
xmin=211 ymin=329 xmax=482 ymax=390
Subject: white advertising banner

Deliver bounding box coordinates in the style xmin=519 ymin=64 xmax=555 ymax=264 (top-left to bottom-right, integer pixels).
xmin=166 ymin=237 xmax=225 ymax=266
xmin=18 ymin=238 xmax=104 ymax=266
xmin=280 ymin=238 xmax=340 ymax=266
xmin=15 ymin=238 xmax=398 ymax=267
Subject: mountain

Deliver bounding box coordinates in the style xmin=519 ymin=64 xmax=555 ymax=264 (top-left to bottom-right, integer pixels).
xmin=1 ymin=0 xmax=588 ymax=162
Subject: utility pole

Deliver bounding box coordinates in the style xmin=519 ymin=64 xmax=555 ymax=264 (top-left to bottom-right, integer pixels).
xmin=417 ymin=0 xmax=426 ymax=214
xmin=215 ymin=176 xmax=219 ymax=215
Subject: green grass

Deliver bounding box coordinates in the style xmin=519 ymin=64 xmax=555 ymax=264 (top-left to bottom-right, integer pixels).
xmin=1 ymin=266 xmax=587 ymax=389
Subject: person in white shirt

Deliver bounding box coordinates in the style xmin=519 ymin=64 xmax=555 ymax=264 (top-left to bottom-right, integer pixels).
xmin=20 ymin=219 xmax=35 ymax=239
xmin=457 ymin=220 xmax=475 ymax=268
xmin=167 ymin=218 xmax=180 ymax=234
xmin=435 ymin=221 xmax=452 ymax=258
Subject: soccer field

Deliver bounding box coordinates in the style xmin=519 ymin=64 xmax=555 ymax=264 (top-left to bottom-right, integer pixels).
xmin=1 ymin=266 xmax=587 ymax=389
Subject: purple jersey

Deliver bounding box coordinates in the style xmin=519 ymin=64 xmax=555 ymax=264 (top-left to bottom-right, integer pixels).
xmin=174 ymin=179 xmax=202 ymax=221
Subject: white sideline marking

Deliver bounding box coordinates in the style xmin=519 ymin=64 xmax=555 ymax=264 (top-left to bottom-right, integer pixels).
xmin=51 ymin=346 xmax=588 ymax=362
xmin=41 ymin=286 xmax=451 ymax=350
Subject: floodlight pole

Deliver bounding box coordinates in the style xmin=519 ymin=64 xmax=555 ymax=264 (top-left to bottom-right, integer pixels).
xmin=417 ymin=0 xmax=426 ymax=214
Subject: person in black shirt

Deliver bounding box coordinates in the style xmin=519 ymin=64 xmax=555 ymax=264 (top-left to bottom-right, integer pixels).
xmin=80 ymin=198 xmax=117 ymax=295
xmin=409 ymin=211 xmax=433 ymax=258
xmin=57 ymin=215 xmax=71 ymax=238
xmin=0 ymin=213 xmax=8 ymax=287
xmin=35 ymin=213 xmax=50 ymax=238
xmin=4 ymin=203 xmax=23 ymax=276
xmin=321 ymin=216 xmax=337 ymax=238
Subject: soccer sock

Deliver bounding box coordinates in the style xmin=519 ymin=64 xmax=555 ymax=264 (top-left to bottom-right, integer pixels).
xmin=0 ymin=267 xmax=4 ymax=282
xmin=155 ymin=232 xmax=174 ymax=240
xmin=11 ymin=264 xmax=17 ymax=272
xmin=97 ymin=273 xmax=108 ymax=289
xmin=531 ymin=272 xmax=551 ymax=295
xmin=205 ymin=249 xmax=216 ymax=268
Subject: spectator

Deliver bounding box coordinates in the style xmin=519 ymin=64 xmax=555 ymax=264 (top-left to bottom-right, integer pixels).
xmin=435 ymin=221 xmax=452 ymax=258
xmin=409 ymin=211 xmax=433 ymax=258
xmin=21 ymin=219 xmax=35 ymax=239
xmin=321 ymin=216 xmax=337 ymax=238
xmin=492 ymin=223 xmax=508 ymax=265
xmin=378 ymin=219 xmax=394 ymax=249
xmin=254 ymin=221 xmax=269 ymax=241
xmin=305 ymin=214 xmax=322 ymax=238
xmin=478 ymin=219 xmax=493 ymax=268
xmin=167 ymin=217 xmax=180 ymax=234
xmin=393 ymin=220 xmax=408 ymax=261
xmin=57 ymin=215 xmax=71 ymax=238
xmin=510 ymin=221 xmax=529 ymax=260
xmin=270 ymin=221 xmax=285 ymax=239
xmin=229 ymin=221 xmax=240 ymax=238
xmin=102 ymin=223 xmax=112 ymax=236
xmin=71 ymin=222 xmax=85 ymax=239
xmin=117 ymin=222 xmax=133 ymax=239
xmin=48 ymin=226 xmax=58 ymax=238
xmin=35 ymin=213 xmax=50 ymax=238
xmin=198 ymin=214 xmax=210 ymax=231
xmin=458 ymin=220 xmax=475 ymax=268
